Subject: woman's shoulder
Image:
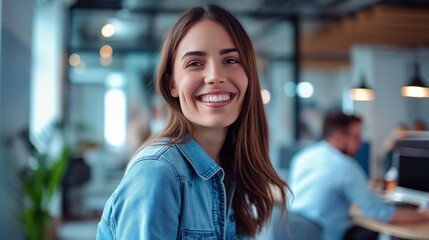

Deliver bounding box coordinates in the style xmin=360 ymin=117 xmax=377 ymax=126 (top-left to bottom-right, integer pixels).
xmin=126 ymin=138 xmax=192 ymax=178
xmin=130 ymin=138 xmax=172 ymax=161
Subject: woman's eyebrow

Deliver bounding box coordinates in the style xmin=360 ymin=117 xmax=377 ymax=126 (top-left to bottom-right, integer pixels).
xmin=181 ymin=51 xmax=206 ymax=60
xmin=220 ymin=48 xmax=239 ymax=55
xmin=181 ymin=48 xmax=239 ymax=60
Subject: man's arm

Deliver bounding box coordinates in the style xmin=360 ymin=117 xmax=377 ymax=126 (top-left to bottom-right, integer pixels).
xmin=390 ymin=208 xmax=429 ymax=223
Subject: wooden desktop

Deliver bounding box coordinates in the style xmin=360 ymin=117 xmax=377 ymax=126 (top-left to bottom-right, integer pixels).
xmin=350 ymin=204 xmax=429 ymax=240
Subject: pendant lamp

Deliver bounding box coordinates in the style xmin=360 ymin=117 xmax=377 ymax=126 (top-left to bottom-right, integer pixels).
xmin=401 ymin=63 xmax=429 ymax=98
xmin=350 ymin=75 xmax=375 ymax=101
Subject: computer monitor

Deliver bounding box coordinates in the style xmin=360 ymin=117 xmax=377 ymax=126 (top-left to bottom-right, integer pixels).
xmin=384 ymin=139 xmax=429 ymax=207
xmin=396 ymin=147 xmax=429 ymax=194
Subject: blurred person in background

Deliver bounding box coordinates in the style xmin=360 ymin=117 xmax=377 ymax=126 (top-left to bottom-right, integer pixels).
xmin=288 ymin=110 xmax=429 ymax=240
xmin=96 ymin=4 xmax=288 ymax=239
xmin=383 ymin=122 xmax=409 ymax=152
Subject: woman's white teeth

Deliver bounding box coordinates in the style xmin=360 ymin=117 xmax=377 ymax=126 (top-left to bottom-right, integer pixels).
xmin=201 ymin=94 xmax=231 ymax=103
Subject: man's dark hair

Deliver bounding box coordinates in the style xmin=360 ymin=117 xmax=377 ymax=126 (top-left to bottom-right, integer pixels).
xmin=322 ymin=110 xmax=362 ymax=139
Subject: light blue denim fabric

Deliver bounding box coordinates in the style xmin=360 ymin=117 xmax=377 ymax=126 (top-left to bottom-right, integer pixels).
xmin=97 ymin=138 xmax=244 ymax=240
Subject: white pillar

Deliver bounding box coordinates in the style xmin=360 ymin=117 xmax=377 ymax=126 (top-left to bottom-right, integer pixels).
xmin=30 ymin=0 xmax=69 ymax=217
xmin=30 ymin=1 xmax=67 ymax=137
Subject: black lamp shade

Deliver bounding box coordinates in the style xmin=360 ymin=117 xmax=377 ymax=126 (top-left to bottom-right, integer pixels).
xmin=401 ymin=63 xmax=429 ymax=98
xmin=350 ymin=76 xmax=375 ymax=101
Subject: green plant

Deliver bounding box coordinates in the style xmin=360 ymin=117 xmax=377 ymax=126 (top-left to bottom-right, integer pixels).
xmin=17 ymin=122 xmax=70 ymax=240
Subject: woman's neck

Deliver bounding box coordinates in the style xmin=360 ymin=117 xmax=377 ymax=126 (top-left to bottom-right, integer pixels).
xmin=192 ymin=125 xmax=227 ymax=164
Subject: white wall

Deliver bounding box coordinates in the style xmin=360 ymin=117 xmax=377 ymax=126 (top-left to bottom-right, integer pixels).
xmin=30 ymin=1 xmax=68 ymax=137
xmin=1 ymin=0 xmax=33 ymax=238
xmin=302 ymin=69 xmax=346 ymax=111
xmin=351 ymin=46 xmax=429 ymax=178
xmin=416 ymin=51 xmax=429 ymax=120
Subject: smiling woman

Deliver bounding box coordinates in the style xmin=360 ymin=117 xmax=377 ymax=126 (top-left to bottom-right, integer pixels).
xmin=170 ymin=19 xmax=248 ymax=135
xmin=96 ymin=4 xmax=289 ymax=240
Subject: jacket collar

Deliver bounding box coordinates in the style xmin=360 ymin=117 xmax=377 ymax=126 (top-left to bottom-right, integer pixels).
xmin=176 ymin=137 xmax=222 ymax=181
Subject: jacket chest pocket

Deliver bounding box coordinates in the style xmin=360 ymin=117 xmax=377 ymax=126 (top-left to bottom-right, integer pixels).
xmin=180 ymin=230 xmax=217 ymax=240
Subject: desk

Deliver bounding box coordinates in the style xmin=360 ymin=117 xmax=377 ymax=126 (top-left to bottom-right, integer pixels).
xmin=351 ymin=206 xmax=429 ymax=240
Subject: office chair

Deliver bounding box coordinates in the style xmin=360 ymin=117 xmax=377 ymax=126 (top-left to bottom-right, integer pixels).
xmin=271 ymin=206 xmax=323 ymax=240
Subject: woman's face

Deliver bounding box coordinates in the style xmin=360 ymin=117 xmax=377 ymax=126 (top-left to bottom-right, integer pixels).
xmin=170 ymin=19 xmax=248 ymax=131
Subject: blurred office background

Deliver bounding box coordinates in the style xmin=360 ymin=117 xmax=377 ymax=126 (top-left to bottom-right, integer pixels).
xmin=1 ymin=0 xmax=429 ymax=239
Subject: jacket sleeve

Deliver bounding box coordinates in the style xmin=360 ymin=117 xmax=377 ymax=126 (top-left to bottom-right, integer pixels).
xmin=100 ymin=159 xmax=181 ymax=240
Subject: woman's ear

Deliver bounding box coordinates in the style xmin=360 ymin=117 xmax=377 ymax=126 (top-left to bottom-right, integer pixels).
xmin=168 ymin=75 xmax=178 ymax=97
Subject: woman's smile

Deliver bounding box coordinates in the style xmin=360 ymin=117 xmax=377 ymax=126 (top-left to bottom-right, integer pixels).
xmin=195 ymin=91 xmax=236 ymax=107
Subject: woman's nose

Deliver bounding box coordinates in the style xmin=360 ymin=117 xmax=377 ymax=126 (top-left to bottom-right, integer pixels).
xmin=205 ymin=62 xmax=226 ymax=85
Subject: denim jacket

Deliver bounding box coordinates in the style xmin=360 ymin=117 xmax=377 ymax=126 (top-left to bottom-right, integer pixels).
xmin=97 ymin=138 xmax=244 ymax=240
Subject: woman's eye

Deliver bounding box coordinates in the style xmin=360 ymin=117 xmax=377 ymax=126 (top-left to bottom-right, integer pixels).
xmin=225 ymin=58 xmax=239 ymax=64
xmin=186 ymin=61 xmax=203 ymax=68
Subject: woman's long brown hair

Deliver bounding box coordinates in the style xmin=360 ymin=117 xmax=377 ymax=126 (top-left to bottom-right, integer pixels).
xmin=152 ymin=4 xmax=288 ymax=237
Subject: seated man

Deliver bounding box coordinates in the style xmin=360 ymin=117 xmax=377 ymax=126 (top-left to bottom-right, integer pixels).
xmin=288 ymin=110 xmax=429 ymax=240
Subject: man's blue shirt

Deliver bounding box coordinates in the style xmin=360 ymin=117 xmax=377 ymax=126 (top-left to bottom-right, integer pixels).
xmin=289 ymin=141 xmax=394 ymax=240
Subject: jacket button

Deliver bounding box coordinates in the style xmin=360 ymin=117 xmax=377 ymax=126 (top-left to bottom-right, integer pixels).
xmin=230 ymin=214 xmax=235 ymax=222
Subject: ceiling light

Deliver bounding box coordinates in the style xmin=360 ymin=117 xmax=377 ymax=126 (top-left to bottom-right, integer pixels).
xmin=350 ymin=76 xmax=375 ymax=101
xmin=297 ymin=82 xmax=314 ymax=98
xmin=101 ymin=24 xmax=116 ymax=38
xmin=100 ymin=45 xmax=113 ymax=58
xmin=69 ymin=53 xmax=80 ymax=67
xmin=401 ymin=63 xmax=429 ymax=98
xmin=261 ymin=89 xmax=271 ymax=104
